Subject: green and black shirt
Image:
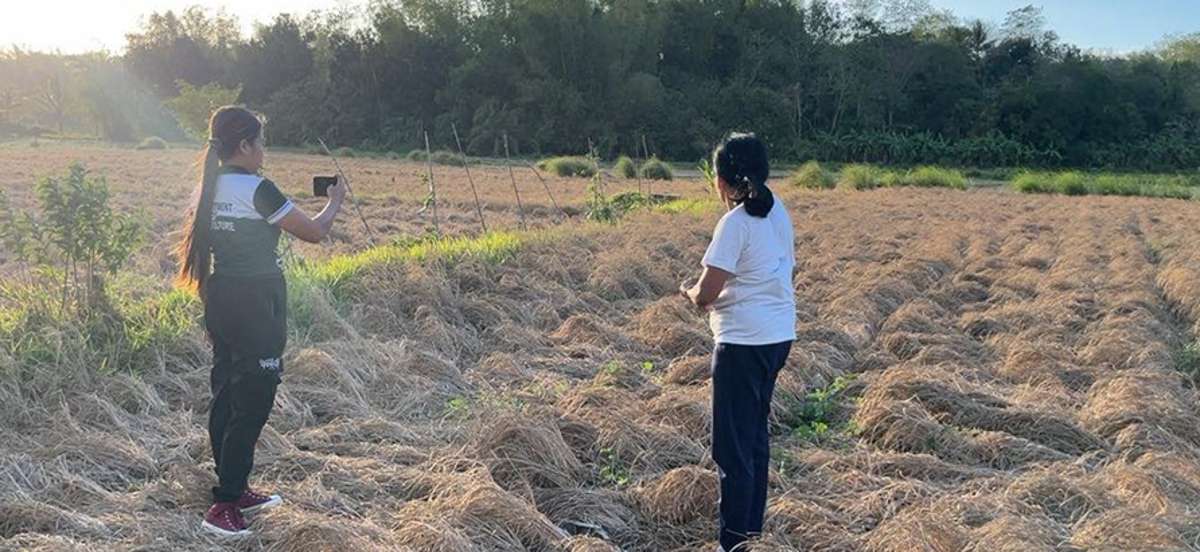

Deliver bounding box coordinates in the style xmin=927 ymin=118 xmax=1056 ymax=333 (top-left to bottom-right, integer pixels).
xmin=210 ymin=165 xmax=294 ymax=277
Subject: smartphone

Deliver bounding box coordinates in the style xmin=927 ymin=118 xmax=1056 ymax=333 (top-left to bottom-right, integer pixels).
xmin=313 ymin=176 xmax=337 ymax=197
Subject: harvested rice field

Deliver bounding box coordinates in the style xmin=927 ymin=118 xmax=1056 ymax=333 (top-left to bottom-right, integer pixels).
xmin=5 ymin=145 xmax=1200 ymax=551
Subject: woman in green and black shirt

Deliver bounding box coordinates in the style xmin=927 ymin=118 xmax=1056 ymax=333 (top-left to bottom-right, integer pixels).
xmin=175 ymin=106 xmax=346 ymax=537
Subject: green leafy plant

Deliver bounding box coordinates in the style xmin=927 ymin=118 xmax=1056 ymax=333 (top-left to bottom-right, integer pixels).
xmin=599 ymin=447 xmax=631 ymax=487
xmin=639 ymin=157 xmax=673 ymax=180
xmin=791 ymin=160 xmax=835 ymax=189
xmin=614 ymin=156 xmax=637 ymax=179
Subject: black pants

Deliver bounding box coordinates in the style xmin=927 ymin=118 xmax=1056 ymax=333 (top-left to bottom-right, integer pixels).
xmin=711 ymin=340 xmax=792 ymax=551
xmin=205 ymin=274 xmax=287 ymax=503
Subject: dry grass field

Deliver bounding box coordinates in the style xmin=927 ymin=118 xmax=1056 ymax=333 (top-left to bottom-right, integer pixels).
xmin=0 ymin=142 xmax=703 ymax=277
xmin=4 ymin=143 xmax=1200 ymax=551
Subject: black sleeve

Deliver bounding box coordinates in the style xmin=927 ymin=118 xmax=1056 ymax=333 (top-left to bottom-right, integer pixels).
xmin=253 ymin=178 xmax=292 ymax=223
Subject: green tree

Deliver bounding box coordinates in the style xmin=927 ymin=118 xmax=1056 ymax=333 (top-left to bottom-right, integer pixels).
xmin=165 ymin=80 xmax=242 ymax=138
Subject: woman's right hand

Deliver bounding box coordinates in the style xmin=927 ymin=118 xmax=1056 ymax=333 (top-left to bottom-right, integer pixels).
xmin=328 ymin=175 xmax=348 ymax=204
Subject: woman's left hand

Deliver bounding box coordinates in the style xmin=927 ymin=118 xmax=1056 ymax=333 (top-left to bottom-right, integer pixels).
xmin=678 ymin=281 xmax=693 ymax=303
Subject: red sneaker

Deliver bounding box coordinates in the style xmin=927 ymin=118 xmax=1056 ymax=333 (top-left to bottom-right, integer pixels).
xmin=201 ymin=502 xmax=250 ymax=537
xmin=236 ymin=488 xmax=282 ymax=515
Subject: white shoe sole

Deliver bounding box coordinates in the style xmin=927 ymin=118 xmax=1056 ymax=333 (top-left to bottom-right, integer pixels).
xmin=239 ymin=495 xmax=282 ymax=515
xmin=201 ymin=520 xmax=252 ymax=537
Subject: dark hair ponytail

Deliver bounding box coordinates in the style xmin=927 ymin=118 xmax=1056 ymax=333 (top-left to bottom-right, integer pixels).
xmin=713 ymin=132 xmax=773 ymax=218
xmin=175 ymin=106 xmax=264 ymax=296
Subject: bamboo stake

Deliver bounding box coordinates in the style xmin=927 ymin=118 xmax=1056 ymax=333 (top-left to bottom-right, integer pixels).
xmin=423 ymin=132 xmax=439 ymax=236
xmin=503 ymin=133 xmax=527 ymax=231
xmin=451 ymin=123 xmax=488 ymax=234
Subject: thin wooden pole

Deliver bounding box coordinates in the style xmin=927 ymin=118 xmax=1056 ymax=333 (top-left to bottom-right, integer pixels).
xmin=522 ymin=162 xmax=566 ymax=220
xmin=452 ymin=122 xmax=488 ymax=234
xmin=423 ymin=132 xmax=439 ymax=236
xmin=318 ymin=138 xmax=376 ymax=246
xmin=503 ymin=133 xmax=527 ymax=231
xmin=641 ymin=134 xmax=652 ymax=198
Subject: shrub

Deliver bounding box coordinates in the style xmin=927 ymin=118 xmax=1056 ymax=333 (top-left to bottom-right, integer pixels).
xmin=386 ymin=151 xmax=402 ymax=160
xmin=1054 ymin=172 xmax=1088 ymax=196
xmin=407 ymin=149 xmax=427 ymax=162
xmin=639 ymin=158 xmax=673 ymax=181
xmin=837 ymin=164 xmax=884 ymax=190
xmin=901 ymin=166 xmax=967 ymax=190
xmin=431 ymin=150 xmax=467 ymax=167
xmin=790 ymin=161 xmax=834 ymax=189
xmin=135 ymin=136 xmax=168 ymax=150
xmin=1012 ymin=172 xmax=1052 ymax=194
xmin=334 ymin=146 xmax=357 ymax=158
xmin=538 ymin=156 xmax=597 ymax=178
xmin=614 ymin=156 xmax=637 ymax=179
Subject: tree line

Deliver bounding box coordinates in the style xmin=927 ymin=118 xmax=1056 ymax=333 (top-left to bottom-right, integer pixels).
xmin=6 ymin=1 xmax=1200 ymax=170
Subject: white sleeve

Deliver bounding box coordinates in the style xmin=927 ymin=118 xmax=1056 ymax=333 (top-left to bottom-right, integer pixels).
xmin=701 ymin=213 xmax=745 ymax=274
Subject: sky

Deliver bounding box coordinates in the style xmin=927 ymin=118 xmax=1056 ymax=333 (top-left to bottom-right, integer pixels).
xmin=929 ymin=0 xmax=1200 ymax=54
xmin=0 ymin=0 xmax=1197 ymax=55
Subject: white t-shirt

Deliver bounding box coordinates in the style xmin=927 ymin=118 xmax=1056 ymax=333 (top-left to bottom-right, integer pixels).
xmin=700 ymin=197 xmax=797 ymax=345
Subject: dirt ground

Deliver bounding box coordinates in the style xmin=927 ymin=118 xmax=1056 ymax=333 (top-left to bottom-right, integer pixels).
xmin=4 ymin=144 xmax=1200 ymax=550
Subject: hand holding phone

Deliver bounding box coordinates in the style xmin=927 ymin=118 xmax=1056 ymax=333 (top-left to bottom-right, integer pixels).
xmin=313 ymin=176 xmax=337 ymax=197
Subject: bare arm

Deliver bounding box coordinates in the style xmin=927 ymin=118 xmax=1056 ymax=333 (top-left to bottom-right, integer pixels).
xmin=277 ymin=177 xmax=346 ymax=243
xmin=680 ymin=265 xmax=733 ymax=310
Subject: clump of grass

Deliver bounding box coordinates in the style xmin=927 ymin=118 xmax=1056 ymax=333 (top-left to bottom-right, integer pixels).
xmin=406 ymin=149 xmax=469 ymax=166
xmin=639 ymin=158 xmax=673 ymax=181
xmin=538 ymin=156 xmax=597 ymax=178
xmin=837 ymin=164 xmax=885 ymax=190
xmin=1055 ymin=172 xmax=1088 ymax=196
xmin=1014 ymin=171 xmax=1197 ymax=200
xmin=899 ymin=166 xmax=967 ymax=190
xmin=614 ymin=156 xmax=637 ymax=179
xmin=334 ymin=146 xmax=357 ymax=158
xmin=1012 ymin=172 xmax=1052 ymax=194
xmin=304 ymin=232 xmax=527 ymax=294
xmin=407 ymin=149 xmax=427 ymax=162
xmin=135 ymin=136 xmax=168 ymax=150
xmin=790 ymin=161 xmax=835 ymax=189
xmin=654 ymin=198 xmax=717 ymax=215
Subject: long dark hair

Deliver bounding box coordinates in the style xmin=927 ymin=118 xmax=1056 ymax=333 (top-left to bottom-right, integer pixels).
xmin=713 ymin=132 xmax=773 ymax=218
xmin=175 ymin=106 xmax=264 ymax=296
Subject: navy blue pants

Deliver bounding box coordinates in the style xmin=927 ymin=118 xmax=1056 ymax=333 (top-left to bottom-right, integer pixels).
xmin=711 ymin=341 xmax=792 ymax=551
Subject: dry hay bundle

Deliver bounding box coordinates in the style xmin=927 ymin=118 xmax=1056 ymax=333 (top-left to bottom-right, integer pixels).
xmin=801 ymin=449 xmax=992 ymax=484
xmin=550 ymin=314 xmax=637 ymax=351
xmin=39 ymin=429 xmax=159 ymax=491
xmin=862 ymin=506 xmax=969 ymax=552
xmin=392 ymin=468 xmax=567 ymax=551
xmin=556 ymin=413 xmax=601 ymax=462
xmin=1099 ymin=453 xmax=1200 ymax=515
xmin=1080 ymin=370 xmax=1200 ymax=446
xmin=590 ymin=415 xmax=705 ymax=474
xmin=1068 ymin=507 xmax=1189 ymax=551
xmin=852 ymin=395 xmax=979 ymax=465
xmin=280 ymin=347 xmax=373 ymax=423
xmin=967 ymin=513 xmax=1068 ymax=552
xmin=764 ymin=494 xmax=856 ymax=551
xmin=475 ymin=414 xmax=585 ymax=492
xmin=591 ymin=359 xmax=656 ymax=394
xmin=287 ymin=416 xmax=431 ymax=458
xmin=631 ymin=298 xmax=711 ymax=357
xmin=1156 ymin=264 xmax=1200 ymax=323
xmin=664 ymin=355 xmax=711 ymax=386
xmin=0 ymin=499 xmax=110 ymax=541
xmin=860 ymin=364 xmax=1104 ymax=456
xmin=796 ymin=323 xmax=862 ymax=358
xmin=535 ymin=487 xmax=638 ymax=545
xmin=642 ymin=387 xmax=711 ymax=442
xmin=558 ymin=536 xmax=620 ymax=552
xmin=585 ymin=244 xmax=673 ymax=301
xmin=966 ymin=430 xmax=1071 ymax=469
xmin=1077 ymin=324 xmax=1173 ymax=372
xmin=1004 ymin=469 xmax=1108 ymax=526
xmin=257 ymin=508 xmax=394 ymax=551
xmin=835 ymin=479 xmax=939 ymax=532
xmin=997 ymin=343 xmax=1092 ymax=391
xmin=634 ymin=466 xmax=718 ymax=524
xmin=0 ymin=533 xmax=93 ymax=551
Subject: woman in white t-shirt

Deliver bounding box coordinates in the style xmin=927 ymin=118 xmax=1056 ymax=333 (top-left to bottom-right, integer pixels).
xmin=680 ymin=133 xmax=796 ymax=552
